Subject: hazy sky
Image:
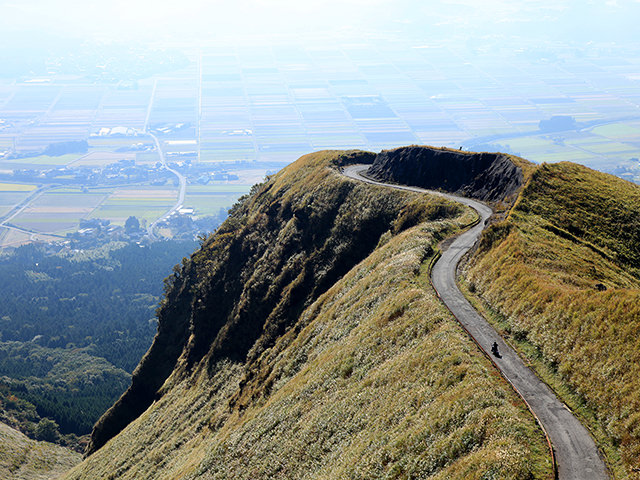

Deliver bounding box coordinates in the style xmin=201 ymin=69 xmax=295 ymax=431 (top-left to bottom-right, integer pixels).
xmin=1 ymin=0 xmax=640 ymax=46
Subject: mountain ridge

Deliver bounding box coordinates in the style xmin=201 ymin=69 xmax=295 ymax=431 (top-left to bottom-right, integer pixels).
xmin=63 ymin=147 xmax=556 ymax=479
xmin=63 ymin=146 xmax=640 ymax=479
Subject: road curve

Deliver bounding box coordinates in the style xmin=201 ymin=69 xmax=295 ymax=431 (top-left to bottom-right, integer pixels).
xmin=147 ymin=132 xmax=187 ymax=240
xmin=343 ymin=164 xmax=609 ymax=480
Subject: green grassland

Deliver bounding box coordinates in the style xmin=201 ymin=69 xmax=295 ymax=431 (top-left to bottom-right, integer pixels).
xmin=0 ymin=421 xmax=81 ymax=480
xmin=466 ymin=162 xmax=640 ymax=478
xmin=62 ymin=151 xmax=553 ymax=480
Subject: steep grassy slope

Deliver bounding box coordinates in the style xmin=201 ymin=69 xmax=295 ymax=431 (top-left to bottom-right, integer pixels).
xmin=466 ymin=162 xmax=640 ymax=478
xmin=0 ymin=421 xmax=81 ymax=479
xmin=63 ymin=150 xmax=553 ymax=479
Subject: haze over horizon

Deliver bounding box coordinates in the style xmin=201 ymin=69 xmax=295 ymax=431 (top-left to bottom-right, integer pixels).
xmin=2 ymin=0 xmax=640 ymax=47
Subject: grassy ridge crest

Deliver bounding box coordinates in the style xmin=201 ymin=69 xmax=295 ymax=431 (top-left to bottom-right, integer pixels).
xmin=467 ymin=161 xmax=640 ymax=478
xmin=63 ymin=150 xmax=552 ymax=479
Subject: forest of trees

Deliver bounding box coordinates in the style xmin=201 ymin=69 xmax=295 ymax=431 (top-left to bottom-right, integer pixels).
xmin=0 ymin=240 xmax=196 ymax=372
xmin=0 ymin=239 xmax=197 ymax=445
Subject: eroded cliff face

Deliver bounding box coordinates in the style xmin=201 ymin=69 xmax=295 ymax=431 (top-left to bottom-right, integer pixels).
xmin=367 ymin=146 xmax=526 ymax=203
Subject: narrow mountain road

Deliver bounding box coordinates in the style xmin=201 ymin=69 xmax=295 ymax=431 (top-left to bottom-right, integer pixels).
xmin=343 ymin=164 xmax=609 ymax=480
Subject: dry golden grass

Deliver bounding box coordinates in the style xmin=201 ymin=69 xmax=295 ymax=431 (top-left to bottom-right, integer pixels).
xmin=62 ymin=151 xmax=553 ymax=480
xmin=466 ymin=161 xmax=640 ymax=479
xmin=0 ymin=421 xmax=81 ymax=480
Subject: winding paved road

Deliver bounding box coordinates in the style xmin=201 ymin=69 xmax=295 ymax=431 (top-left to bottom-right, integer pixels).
xmin=343 ymin=164 xmax=609 ymax=480
xmin=146 ymin=132 xmax=187 ymax=240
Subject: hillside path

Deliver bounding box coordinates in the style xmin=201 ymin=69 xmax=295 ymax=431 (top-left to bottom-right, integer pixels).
xmin=343 ymin=164 xmax=609 ymax=480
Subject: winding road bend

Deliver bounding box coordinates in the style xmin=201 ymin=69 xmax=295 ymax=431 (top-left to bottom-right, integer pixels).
xmin=343 ymin=164 xmax=609 ymax=480
xmin=146 ymin=132 xmax=187 ymax=240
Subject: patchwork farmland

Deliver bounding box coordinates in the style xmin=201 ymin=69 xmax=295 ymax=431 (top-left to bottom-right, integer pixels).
xmin=0 ymin=41 xmax=639 ymax=248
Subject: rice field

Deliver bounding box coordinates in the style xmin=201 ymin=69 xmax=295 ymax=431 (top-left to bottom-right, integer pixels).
xmin=0 ymin=190 xmax=36 ymax=218
xmin=70 ymin=152 xmax=137 ymax=167
xmin=183 ymin=183 xmax=251 ymax=217
xmin=0 ymin=182 xmax=37 ymax=192
xmin=11 ymin=190 xmax=108 ymax=233
xmin=0 ymin=42 xmax=639 ymax=242
xmin=88 ymin=186 xmax=177 ymax=225
xmin=0 ymin=154 xmax=82 ymax=168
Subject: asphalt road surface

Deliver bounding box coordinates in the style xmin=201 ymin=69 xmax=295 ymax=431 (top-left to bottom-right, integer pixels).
xmin=146 ymin=132 xmax=187 ymax=240
xmin=343 ymin=164 xmax=609 ymax=480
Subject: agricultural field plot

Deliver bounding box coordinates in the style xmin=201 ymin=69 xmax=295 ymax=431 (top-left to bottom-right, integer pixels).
xmin=0 ymin=184 xmax=37 ymax=217
xmin=135 ymin=151 xmax=162 ymax=164
xmin=199 ymin=137 xmax=256 ymax=162
xmin=89 ymin=137 xmax=148 ymax=149
xmin=89 ymin=186 xmax=177 ymax=225
xmin=355 ymin=118 xmax=418 ymax=148
xmin=591 ymin=122 xmax=640 ymax=141
xmin=492 ymin=125 xmax=640 ymax=172
xmin=0 ymin=182 xmax=37 ymax=192
xmin=95 ymin=107 xmax=148 ymax=130
xmin=94 ymin=85 xmax=152 ymax=131
xmin=0 ymin=85 xmax=61 ymax=122
xmin=11 ymin=189 xmax=109 ymax=234
xmin=53 ymin=86 xmax=106 ymax=111
xmin=0 ymin=153 xmax=84 ymax=169
xmin=307 ymin=132 xmax=366 ymax=149
xmin=0 ymin=227 xmax=32 ymax=249
xmin=148 ymin=77 xmax=198 ymax=126
xmin=578 ymin=141 xmax=637 ymax=155
xmin=70 ymin=151 xmax=137 ymax=167
xmin=183 ymin=184 xmax=252 ymax=217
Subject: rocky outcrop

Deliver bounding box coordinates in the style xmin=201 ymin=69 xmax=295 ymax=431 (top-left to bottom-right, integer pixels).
xmin=367 ymin=146 xmax=524 ymax=203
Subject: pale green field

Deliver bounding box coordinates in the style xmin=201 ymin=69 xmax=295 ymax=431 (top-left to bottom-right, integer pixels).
xmin=184 ymin=184 xmax=250 ymax=217
xmin=0 ymin=182 xmax=37 ymax=191
xmin=90 ymin=137 xmax=142 ymax=148
xmin=30 ymin=191 xmax=108 ymax=208
xmin=5 ymin=154 xmax=82 ymax=166
xmin=565 ymin=137 xmax=610 ymax=147
xmin=582 ymin=142 xmax=636 ymax=154
xmin=592 ymin=123 xmax=640 ymax=139
xmin=531 ymin=150 xmax=594 ymax=163
xmin=505 ymin=137 xmax=555 ymax=150
xmin=89 ymin=205 xmax=170 ymax=224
